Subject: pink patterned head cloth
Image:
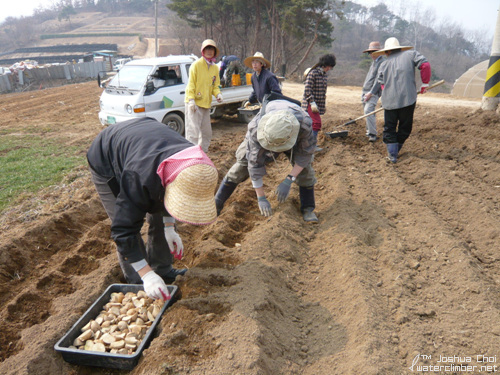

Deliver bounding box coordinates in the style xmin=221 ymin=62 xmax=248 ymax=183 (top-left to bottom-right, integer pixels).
xmin=156 ymin=145 xmax=215 ymax=187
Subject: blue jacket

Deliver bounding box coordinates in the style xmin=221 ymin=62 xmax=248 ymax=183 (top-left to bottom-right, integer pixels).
xmin=249 ymin=68 xmax=281 ymax=104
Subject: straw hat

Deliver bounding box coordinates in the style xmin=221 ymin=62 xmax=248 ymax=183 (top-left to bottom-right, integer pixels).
xmin=201 ymin=39 xmax=219 ymax=58
xmin=164 ymin=163 xmax=218 ymax=225
xmin=244 ymin=52 xmax=271 ymax=69
xmin=372 ymin=37 xmax=413 ymax=57
xmin=303 ymin=67 xmax=312 ymax=81
xmin=362 ymin=41 xmax=381 ymax=53
xmin=257 ymin=110 xmax=300 ymax=152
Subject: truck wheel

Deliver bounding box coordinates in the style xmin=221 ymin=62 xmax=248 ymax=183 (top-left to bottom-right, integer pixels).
xmin=211 ymin=106 xmax=224 ymax=119
xmin=162 ymin=113 xmax=185 ymax=135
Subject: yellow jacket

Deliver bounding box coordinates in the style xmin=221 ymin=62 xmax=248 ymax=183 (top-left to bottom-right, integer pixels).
xmin=185 ymin=57 xmax=221 ymax=108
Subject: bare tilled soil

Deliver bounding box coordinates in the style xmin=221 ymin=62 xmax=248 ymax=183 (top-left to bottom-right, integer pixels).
xmin=0 ymin=80 xmax=499 ymax=375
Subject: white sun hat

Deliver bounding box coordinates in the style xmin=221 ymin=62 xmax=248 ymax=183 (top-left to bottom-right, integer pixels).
xmin=257 ymin=110 xmax=300 ymax=152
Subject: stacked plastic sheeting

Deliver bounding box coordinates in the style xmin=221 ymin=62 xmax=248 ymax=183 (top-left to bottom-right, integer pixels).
xmin=451 ymin=60 xmax=488 ymax=98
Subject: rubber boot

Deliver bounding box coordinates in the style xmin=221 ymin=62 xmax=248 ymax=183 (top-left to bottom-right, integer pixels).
xmin=299 ymin=186 xmax=318 ymax=223
xmin=386 ymin=143 xmax=399 ymax=163
xmin=214 ymin=177 xmax=238 ymax=215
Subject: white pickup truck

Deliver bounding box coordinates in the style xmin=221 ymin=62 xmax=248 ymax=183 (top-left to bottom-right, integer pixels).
xmin=98 ymin=55 xmax=254 ymax=134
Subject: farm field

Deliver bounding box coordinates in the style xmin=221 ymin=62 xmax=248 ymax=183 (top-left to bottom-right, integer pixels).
xmin=0 ymin=80 xmax=499 ymax=375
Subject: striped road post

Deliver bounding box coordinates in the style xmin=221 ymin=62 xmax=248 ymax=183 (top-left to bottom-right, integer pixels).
xmin=482 ymin=7 xmax=500 ymax=111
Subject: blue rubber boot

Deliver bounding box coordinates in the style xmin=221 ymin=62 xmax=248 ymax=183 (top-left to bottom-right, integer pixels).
xmin=215 ymin=177 xmax=238 ymax=215
xmin=386 ymin=143 xmax=399 ymax=163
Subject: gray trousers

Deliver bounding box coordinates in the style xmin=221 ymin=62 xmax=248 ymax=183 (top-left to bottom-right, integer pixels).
xmin=90 ymin=170 xmax=174 ymax=284
xmin=185 ymin=103 xmax=212 ymax=153
xmin=226 ymin=140 xmax=317 ymax=187
xmin=363 ymin=94 xmax=379 ymax=136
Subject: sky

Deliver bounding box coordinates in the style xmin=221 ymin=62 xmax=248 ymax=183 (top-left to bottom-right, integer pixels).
xmin=1 ymin=0 xmax=499 ymax=41
xmin=353 ymin=0 xmax=499 ymax=40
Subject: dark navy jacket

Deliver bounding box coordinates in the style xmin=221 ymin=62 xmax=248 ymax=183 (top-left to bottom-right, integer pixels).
xmin=248 ymin=68 xmax=282 ymax=104
xmin=87 ymin=117 xmax=193 ymax=263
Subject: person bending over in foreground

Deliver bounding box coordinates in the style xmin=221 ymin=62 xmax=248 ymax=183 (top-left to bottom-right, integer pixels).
xmin=87 ymin=117 xmax=218 ymax=300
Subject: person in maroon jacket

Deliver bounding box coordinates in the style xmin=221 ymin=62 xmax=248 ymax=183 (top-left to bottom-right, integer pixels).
xmin=87 ymin=117 xmax=218 ymax=300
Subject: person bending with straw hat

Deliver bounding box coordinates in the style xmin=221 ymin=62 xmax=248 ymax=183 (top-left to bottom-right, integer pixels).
xmin=87 ymin=117 xmax=218 ymax=301
xmin=371 ymin=37 xmax=431 ymax=163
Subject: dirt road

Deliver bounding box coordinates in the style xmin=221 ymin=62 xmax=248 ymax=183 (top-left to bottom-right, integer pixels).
xmin=0 ymin=81 xmax=499 ymax=375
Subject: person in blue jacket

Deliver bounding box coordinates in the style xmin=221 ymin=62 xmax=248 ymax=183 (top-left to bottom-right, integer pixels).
xmin=244 ymin=52 xmax=281 ymax=105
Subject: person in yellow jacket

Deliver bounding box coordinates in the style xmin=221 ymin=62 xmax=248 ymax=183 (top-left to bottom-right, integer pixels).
xmin=184 ymin=39 xmax=223 ymax=152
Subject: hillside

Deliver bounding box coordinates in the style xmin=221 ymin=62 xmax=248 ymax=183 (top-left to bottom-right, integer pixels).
xmin=0 ymin=80 xmax=499 ymax=374
xmin=0 ymin=10 xmax=181 ymax=63
xmin=1 ymin=0 xmax=489 ymax=88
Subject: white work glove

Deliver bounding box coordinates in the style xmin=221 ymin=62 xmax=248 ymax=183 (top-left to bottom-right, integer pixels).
xmin=188 ymin=99 xmax=198 ymax=114
xmin=164 ymin=225 xmax=184 ymax=260
xmin=141 ymin=270 xmax=171 ymax=301
xmin=216 ymin=93 xmax=223 ymax=103
xmin=420 ymin=83 xmax=429 ymax=94
xmin=364 ymin=93 xmax=372 ymax=102
xmin=310 ymin=102 xmax=319 ymax=113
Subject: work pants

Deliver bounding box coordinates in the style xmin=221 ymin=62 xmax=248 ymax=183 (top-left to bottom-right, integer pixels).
xmin=306 ymin=105 xmax=322 ymax=132
xmin=90 ymin=170 xmax=174 ymax=284
xmin=185 ymin=104 xmax=212 ymax=152
xmin=383 ymin=102 xmax=416 ymax=145
xmin=363 ymin=94 xmax=379 ymax=136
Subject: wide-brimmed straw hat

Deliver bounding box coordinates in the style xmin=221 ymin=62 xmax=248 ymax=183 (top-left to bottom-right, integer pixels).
xmin=244 ymin=52 xmax=271 ymax=69
xmin=164 ymin=163 xmax=218 ymax=225
xmin=257 ymin=110 xmax=300 ymax=152
xmin=372 ymin=37 xmax=413 ymax=57
xmin=201 ymin=39 xmax=219 ymax=58
xmin=362 ymin=41 xmax=382 ymax=53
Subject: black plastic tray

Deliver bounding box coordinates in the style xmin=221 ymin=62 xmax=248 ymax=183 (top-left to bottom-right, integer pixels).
xmin=325 ymin=130 xmax=349 ymax=139
xmin=237 ymin=106 xmax=261 ymax=115
xmin=54 ymin=283 xmax=177 ymax=370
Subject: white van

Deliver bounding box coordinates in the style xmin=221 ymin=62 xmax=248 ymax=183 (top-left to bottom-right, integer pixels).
xmin=112 ymin=58 xmax=132 ymax=71
xmin=98 ymin=55 xmax=254 ymax=134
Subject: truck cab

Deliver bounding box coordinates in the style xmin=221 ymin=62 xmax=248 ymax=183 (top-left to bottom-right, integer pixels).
xmin=98 ymin=55 xmax=254 ymax=135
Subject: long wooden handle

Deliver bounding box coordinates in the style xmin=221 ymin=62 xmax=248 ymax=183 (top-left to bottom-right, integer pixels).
xmin=426 ymin=79 xmax=445 ymax=91
xmin=343 ymin=107 xmax=384 ymax=126
xmin=341 ymin=80 xmax=445 ymax=127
